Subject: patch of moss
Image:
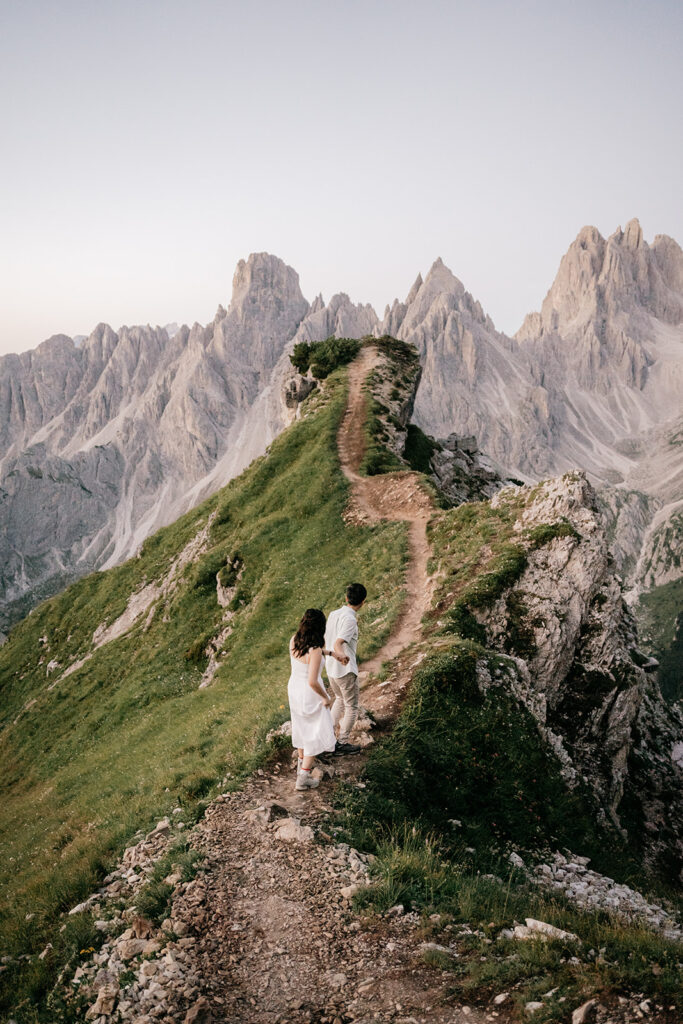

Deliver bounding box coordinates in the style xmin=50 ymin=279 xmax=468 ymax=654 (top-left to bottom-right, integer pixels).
xmin=504 ymin=590 xmax=539 ymax=659
xmin=525 ymin=519 xmax=580 ymax=548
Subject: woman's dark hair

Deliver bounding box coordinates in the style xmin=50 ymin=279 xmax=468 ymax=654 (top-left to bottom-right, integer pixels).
xmin=292 ymin=608 xmax=326 ymax=657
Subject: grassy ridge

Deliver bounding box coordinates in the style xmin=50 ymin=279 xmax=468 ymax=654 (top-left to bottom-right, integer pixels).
xmin=340 ymin=642 xmax=610 ymax=867
xmin=0 ymin=368 xmax=409 ymax=1012
xmin=360 ymin=336 xmax=422 ymax=477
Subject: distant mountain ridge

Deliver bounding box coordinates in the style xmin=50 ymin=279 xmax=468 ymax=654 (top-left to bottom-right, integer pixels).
xmin=1 ymin=220 xmax=682 ymax=636
xmin=0 ymin=256 xmax=375 ymax=634
xmin=384 ymin=220 xmax=683 ymax=606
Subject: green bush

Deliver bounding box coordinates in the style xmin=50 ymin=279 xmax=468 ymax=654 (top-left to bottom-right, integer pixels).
xmin=190 ymin=549 xmax=225 ymax=591
xmin=526 ymin=520 xmax=580 ymax=547
xmin=217 ymin=551 xmax=242 ymax=590
xmin=183 ymin=632 xmax=212 ymax=664
xmin=134 ymin=879 xmax=173 ymax=924
xmin=289 ymin=337 xmax=361 ymax=379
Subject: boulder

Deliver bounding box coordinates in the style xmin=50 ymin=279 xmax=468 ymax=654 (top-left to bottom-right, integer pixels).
xmin=273 ymin=818 xmax=314 ymax=843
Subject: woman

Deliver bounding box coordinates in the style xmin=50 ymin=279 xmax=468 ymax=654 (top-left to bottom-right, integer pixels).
xmin=288 ymin=608 xmax=339 ymax=790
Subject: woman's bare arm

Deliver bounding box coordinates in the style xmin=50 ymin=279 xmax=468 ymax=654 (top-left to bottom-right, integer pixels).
xmin=307 ymin=648 xmax=330 ymax=704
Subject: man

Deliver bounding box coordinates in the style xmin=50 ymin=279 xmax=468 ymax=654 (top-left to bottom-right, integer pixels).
xmin=324 ymin=582 xmax=367 ymax=755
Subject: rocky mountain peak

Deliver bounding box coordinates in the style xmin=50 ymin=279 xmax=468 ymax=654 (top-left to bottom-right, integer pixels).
xmin=382 ymin=257 xmax=494 ymax=342
xmin=622 ymin=217 xmax=644 ymax=249
xmin=293 ymin=292 xmax=378 ymax=344
xmin=405 ymin=272 xmax=423 ymax=305
xmin=517 ymin=220 xmax=683 ymax=346
xmin=229 ymin=252 xmax=307 ymax=323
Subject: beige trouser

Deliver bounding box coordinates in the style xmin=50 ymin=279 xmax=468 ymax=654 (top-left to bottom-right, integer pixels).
xmin=328 ymin=672 xmax=359 ymax=744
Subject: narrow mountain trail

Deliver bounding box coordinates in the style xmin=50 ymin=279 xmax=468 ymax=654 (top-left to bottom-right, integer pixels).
xmin=337 ymin=345 xmax=435 ymax=674
xmin=164 ymin=350 xmax=492 ymax=1024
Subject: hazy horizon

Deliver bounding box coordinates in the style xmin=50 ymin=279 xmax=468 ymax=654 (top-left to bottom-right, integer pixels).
xmin=2 ymin=0 xmax=681 ymax=357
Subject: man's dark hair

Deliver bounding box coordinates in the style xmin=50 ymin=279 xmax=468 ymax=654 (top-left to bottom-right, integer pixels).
xmin=346 ymin=582 xmax=367 ymax=606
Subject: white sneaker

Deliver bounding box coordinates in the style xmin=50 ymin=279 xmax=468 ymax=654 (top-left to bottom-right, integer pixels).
xmin=295 ymin=771 xmax=320 ymax=791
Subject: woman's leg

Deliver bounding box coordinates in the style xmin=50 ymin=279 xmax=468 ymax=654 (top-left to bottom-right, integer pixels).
xmin=301 ymin=754 xmax=315 ymax=770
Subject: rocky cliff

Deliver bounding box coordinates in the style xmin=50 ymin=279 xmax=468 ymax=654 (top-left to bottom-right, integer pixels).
xmin=432 ymin=471 xmax=683 ymax=878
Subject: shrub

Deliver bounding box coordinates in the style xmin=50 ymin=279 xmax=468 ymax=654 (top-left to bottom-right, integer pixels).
xmin=135 ymin=879 xmax=173 ymax=924
xmin=190 ymin=549 xmax=225 ymax=591
xmin=217 ymin=551 xmax=242 ymax=590
xmin=289 ymin=337 xmax=361 ymax=379
xmin=184 ymin=632 xmax=212 ymax=664
xmin=526 ymin=520 xmax=580 ymax=548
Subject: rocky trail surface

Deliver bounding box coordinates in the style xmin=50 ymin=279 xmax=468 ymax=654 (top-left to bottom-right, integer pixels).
xmin=113 ymin=349 xmax=488 ymax=1023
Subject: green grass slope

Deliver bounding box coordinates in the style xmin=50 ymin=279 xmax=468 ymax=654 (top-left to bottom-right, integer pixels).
xmin=637 ymin=577 xmax=683 ymax=706
xmin=0 ymin=368 xmax=409 ymax=1007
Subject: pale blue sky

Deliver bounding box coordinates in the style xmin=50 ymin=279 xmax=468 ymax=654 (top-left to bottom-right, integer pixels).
xmin=1 ymin=0 xmax=681 ymax=355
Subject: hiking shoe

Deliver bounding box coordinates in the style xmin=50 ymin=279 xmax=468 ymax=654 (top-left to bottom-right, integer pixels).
xmin=333 ymin=741 xmax=361 ymax=756
xmin=295 ymin=772 xmax=320 ymax=791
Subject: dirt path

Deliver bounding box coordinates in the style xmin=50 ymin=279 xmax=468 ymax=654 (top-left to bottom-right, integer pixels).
xmin=337 ymin=346 xmax=434 ymax=674
xmin=163 ymin=349 xmax=489 ymax=1024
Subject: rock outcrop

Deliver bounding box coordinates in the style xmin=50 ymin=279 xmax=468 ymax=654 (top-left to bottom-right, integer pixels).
xmin=477 ymin=474 xmax=683 ymax=877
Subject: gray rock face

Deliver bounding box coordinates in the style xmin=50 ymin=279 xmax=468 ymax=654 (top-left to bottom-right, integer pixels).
xmin=384 ymin=258 xmax=544 ymax=477
xmin=391 ymin=223 xmax=683 ymax=487
xmin=481 ymin=474 xmax=683 ymax=877
xmin=0 ymin=257 xmax=378 ymax=633
xmin=386 ymin=222 xmax=683 ymax=599
xmin=430 ymin=433 xmax=511 ymax=504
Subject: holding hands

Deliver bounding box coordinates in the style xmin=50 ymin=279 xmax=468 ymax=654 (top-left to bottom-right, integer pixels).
xmin=324 ymin=648 xmax=349 ymax=666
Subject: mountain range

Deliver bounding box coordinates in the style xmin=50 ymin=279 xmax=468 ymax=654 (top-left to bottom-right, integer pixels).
xmin=1 ymin=219 xmax=681 ymax=640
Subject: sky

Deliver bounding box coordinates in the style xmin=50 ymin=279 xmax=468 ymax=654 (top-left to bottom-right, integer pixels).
xmin=1 ymin=0 xmax=681 ymax=356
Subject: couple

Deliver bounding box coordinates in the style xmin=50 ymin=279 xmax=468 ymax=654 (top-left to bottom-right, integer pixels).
xmin=287 ymin=582 xmax=367 ymax=791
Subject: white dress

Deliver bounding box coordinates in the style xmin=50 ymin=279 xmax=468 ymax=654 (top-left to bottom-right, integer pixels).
xmin=287 ymin=647 xmax=336 ymax=757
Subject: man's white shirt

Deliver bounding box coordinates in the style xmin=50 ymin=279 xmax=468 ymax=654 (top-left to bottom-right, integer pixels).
xmin=325 ymin=605 xmax=358 ymax=678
